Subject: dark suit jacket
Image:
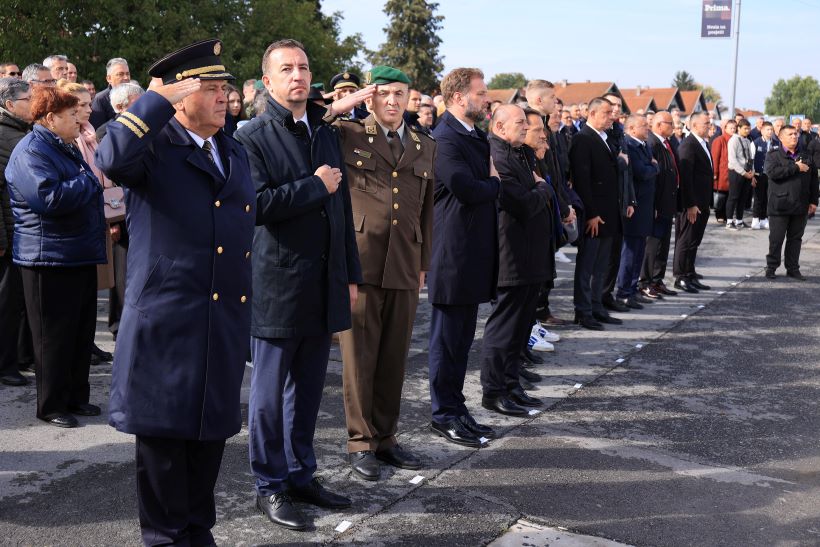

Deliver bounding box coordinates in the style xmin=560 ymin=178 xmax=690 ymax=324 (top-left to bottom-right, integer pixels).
xmin=427 ymin=110 xmax=499 ymax=305
xmin=647 ymin=132 xmax=679 ymax=220
xmin=623 ymin=136 xmax=658 ymax=237
xmin=764 ymin=146 xmax=819 ymax=216
xmin=569 ymin=125 xmax=621 ymax=237
xmin=90 ymin=86 xmax=116 ymax=129
xmin=678 ymin=133 xmax=714 ymax=212
xmin=489 ymin=135 xmax=552 ymax=287
xmin=235 ymin=96 xmax=362 ymax=338
xmin=95 ymin=91 xmax=254 ymax=440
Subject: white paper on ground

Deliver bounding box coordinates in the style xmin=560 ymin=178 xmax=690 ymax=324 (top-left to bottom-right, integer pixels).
xmin=745 ymin=274 xmax=751 ymax=277
xmin=731 ymin=282 xmax=738 ymax=286
xmin=680 ymin=314 xmax=688 ymax=318
xmin=479 ymin=437 xmax=489 ymax=444
xmin=697 ymin=304 xmax=705 ymax=309
xmin=409 ymin=475 xmax=424 ymax=485
xmin=335 ymin=520 xmax=352 ymax=533
xmin=528 ymin=409 xmax=540 ymax=416
xmin=615 ymin=358 xmax=625 ymax=363
xmin=717 ymin=291 xmax=726 ymax=295
xmin=573 ymin=383 xmax=583 ymax=389
xmin=635 ymin=344 xmax=644 ymax=349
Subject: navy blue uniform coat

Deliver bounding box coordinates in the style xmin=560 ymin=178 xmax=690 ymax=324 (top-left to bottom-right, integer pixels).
xmin=623 ymin=136 xmax=659 ymax=237
xmin=235 ymin=97 xmax=361 ymax=338
xmin=96 ymin=91 xmax=255 ymax=440
xmin=427 ymin=111 xmax=500 ymax=305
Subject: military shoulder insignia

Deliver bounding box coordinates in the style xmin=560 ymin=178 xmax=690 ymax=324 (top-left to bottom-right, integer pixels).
xmin=409 ymin=131 xmax=421 ymax=143
xmin=353 ymin=148 xmax=372 ymax=158
xmin=365 ymin=125 xmax=377 ymax=135
xmin=214 ymin=42 xmax=222 ymax=55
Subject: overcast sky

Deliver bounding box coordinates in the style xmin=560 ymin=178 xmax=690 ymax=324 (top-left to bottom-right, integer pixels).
xmin=322 ymin=0 xmax=820 ymax=111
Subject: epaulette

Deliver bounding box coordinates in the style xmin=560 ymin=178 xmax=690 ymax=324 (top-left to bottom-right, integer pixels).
xmin=339 ymin=116 xmax=364 ymax=125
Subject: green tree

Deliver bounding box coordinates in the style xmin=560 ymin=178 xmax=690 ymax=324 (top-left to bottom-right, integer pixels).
xmin=696 ymin=84 xmax=722 ymax=104
xmin=672 ymin=70 xmax=697 ymax=91
xmin=368 ymin=0 xmax=444 ymax=93
xmin=488 ymin=72 xmax=527 ymax=90
xmin=0 ymin=0 xmax=365 ymax=94
xmin=765 ymin=75 xmax=820 ymax=119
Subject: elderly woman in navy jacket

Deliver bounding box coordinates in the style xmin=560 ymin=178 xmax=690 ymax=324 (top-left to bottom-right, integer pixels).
xmin=5 ymin=86 xmax=105 ymax=428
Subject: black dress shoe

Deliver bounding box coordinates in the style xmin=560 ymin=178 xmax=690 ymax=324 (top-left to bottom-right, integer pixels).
xmin=0 ymin=371 xmax=29 ymax=386
xmin=91 ymin=344 xmax=113 ymax=361
xmin=257 ymin=493 xmax=306 ymax=530
xmin=689 ymin=278 xmax=710 ymax=290
xmin=43 ymin=413 xmax=79 ymax=428
xmin=693 ymin=272 xmax=704 ymax=280
xmin=640 ymin=286 xmax=663 ymax=300
xmin=633 ymin=293 xmax=654 ymax=304
xmin=593 ymin=312 xmax=623 ymax=325
xmin=430 ymin=419 xmax=482 ymax=448
xmin=481 ymin=395 xmax=529 ymax=417
xmin=574 ymin=313 xmax=604 ymax=331
xmin=68 ymin=403 xmax=101 ymax=416
xmin=518 ymin=376 xmax=534 ymax=390
xmin=787 ymin=270 xmax=807 ymax=281
xmin=618 ymin=297 xmax=643 ymax=310
xmin=603 ymin=296 xmax=630 ymax=312
xmin=674 ymin=278 xmax=699 ymax=293
xmin=519 ymin=367 xmax=541 ymax=382
xmin=457 ymin=413 xmax=496 ymax=439
xmin=348 ymin=451 xmax=380 ymax=481
xmin=289 ymin=478 xmax=351 ymax=508
xmin=376 ymin=445 xmax=422 ymax=470
xmin=765 ymin=269 xmax=777 ymax=279
xmin=654 ymin=282 xmax=678 ymax=296
xmin=18 ymin=361 xmax=34 ymax=373
xmin=522 ymin=347 xmax=544 ymax=365
xmin=509 ymin=388 xmax=543 ymax=408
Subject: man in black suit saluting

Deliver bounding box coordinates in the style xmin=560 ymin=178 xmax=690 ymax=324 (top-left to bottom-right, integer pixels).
xmin=673 ymin=112 xmax=714 ymax=293
xmin=569 ymin=97 xmax=622 ymax=330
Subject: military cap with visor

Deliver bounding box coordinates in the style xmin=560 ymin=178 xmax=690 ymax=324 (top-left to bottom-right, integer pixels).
xmin=330 ymin=71 xmax=361 ymax=90
xmin=149 ymin=38 xmax=234 ymax=85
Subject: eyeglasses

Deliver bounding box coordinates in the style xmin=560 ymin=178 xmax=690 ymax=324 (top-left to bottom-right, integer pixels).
xmin=6 ymin=71 xmax=21 ymax=76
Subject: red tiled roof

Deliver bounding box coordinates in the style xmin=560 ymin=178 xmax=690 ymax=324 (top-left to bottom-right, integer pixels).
xmin=622 ymin=94 xmax=657 ymax=114
xmin=554 ymin=82 xmax=620 ymax=108
xmin=679 ymin=90 xmax=706 ymax=115
xmin=620 ymin=87 xmax=683 ymax=111
xmin=486 ymin=88 xmax=522 ymax=104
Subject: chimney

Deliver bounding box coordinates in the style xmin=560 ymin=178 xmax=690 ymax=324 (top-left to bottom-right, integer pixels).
xmin=636 ymin=85 xmax=642 ymax=96
xmin=560 ymin=79 xmax=568 ymax=88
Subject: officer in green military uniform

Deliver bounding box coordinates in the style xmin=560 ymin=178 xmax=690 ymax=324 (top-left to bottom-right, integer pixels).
xmin=334 ymin=66 xmax=435 ymax=481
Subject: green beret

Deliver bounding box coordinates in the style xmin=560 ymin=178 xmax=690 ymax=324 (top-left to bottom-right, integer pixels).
xmin=364 ymin=66 xmax=411 ymax=85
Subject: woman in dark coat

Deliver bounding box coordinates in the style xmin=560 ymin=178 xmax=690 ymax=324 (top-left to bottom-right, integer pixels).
xmin=5 ymin=86 xmax=106 ymax=427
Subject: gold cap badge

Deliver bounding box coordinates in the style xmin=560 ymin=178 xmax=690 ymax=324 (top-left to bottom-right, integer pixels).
xmin=213 ymin=42 xmax=222 ymax=55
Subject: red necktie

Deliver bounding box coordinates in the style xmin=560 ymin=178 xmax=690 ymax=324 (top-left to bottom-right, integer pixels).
xmin=664 ymin=139 xmax=679 ymax=187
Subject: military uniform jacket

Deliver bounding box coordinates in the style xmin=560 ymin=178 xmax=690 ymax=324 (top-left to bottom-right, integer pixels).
xmin=95 ymin=91 xmax=255 ymax=440
xmin=335 ymin=115 xmax=435 ymax=290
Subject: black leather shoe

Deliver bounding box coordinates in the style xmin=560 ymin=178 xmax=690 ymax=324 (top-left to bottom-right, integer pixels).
xmin=640 ymin=286 xmax=663 ymax=300
xmin=765 ymin=269 xmax=777 ymax=279
xmin=43 ymin=413 xmax=79 ymax=428
xmin=68 ymin=403 xmax=101 ymax=416
xmin=481 ymin=395 xmax=529 ymax=417
xmin=634 ymin=293 xmax=654 ymax=304
xmin=509 ymin=388 xmax=543 ymax=407
xmin=519 ymin=367 xmax=541 ymax=382
xmin=787 ymin=270 xmax=807 ymax=281
xmin=689 ymin=278 xmax=710 ymax=290
xmin=674 ymin=278 xmax=699 ymax=293
xmin=348 ymin=451 xmax=380 ymax=481
xmin=457 ymin=413 xmax=496 ymax=439
xmin=574 ymin=313 xmax=604 ymax=331
xmin=593 ymin=312 xmax=623 ymax=325
xmin=518 ymin=376 xmax=534 ymax=390
xmin=693 ymin=272 xmax=704 ymax=280
xmin=376 ymin=445 xmax=422 ymax=470
xmin=618 ymin=297 xmax=643 ymax=310
xmin=0 ymin=371 xmax=29 ymax=386
xmin=522 ymin=347 xmax=544 ymax=365
xmin=603 ymin=296 xmax=630 ymax=312
xmin=257 ymin=493 xmax=306 ymax=530
xmin=91 ymin=344 xmax=113 ymax=361
xmin=18 ymin=361 xmax=34 ymax=373
xmin=430 ymin=419 xmax=482 ymax=448
xmin=654 ymin=282 xmax=678 ymax=296
xmin=289 ymin=478 xmax=351 ymax=508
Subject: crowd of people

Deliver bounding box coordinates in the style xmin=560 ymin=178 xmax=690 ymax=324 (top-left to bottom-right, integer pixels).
xmin=0 ymin=39 xmax=818 ymax=546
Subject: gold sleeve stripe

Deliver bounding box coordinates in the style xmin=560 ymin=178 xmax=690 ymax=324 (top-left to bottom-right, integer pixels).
xmin=118 ymin=117 xmax=144 ymax=138
xmin=121 ymin=111 xmax=149 ymax=133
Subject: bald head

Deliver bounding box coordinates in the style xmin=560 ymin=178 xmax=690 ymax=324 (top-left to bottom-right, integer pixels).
xmin=491 ymin=104 xmax=528 ymax=147
xmin=653 ymin=111 xmax=673 ymax=138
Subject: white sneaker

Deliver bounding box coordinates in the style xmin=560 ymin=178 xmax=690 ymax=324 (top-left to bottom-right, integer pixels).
xmin=761 ymin=218 xmax=769 ymax=229
xmin=528 ymin=335 xmax=554 ymax=352
xmin=725 ymin=220 xmax=736 ymax=230
xmin=555 ymin=250 xmax=572 ymax=263
xmin=751 ymin=218 xmax=761 ymax=230
xmin=532 ymin=323 xmax=560 ymax=342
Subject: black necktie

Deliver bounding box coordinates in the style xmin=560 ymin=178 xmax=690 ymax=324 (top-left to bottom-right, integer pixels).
xmin=387 ymin=130 xmax=403 ymax=163
xmin=294 ymin=120 xmax=309 ymax=143
xmin=202 ymin=140 xmax=216 ymax=166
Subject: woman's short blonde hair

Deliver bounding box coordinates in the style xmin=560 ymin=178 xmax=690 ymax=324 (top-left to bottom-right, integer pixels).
xmin=56 ymin=79 xmax=88 ymax=95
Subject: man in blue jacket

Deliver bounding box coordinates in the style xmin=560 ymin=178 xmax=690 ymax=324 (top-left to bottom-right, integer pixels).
xmin=95 ymin=39 xmax=255 ymax=546
xmin=235 ymin=39 xmax=367 ymax=531
xmin=427 ymin=67 xmax=500 ymax=448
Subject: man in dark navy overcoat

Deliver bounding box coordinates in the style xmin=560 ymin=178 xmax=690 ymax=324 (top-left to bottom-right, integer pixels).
xmin=427 ymin=68 xmax=500 ymax=448
xmin=234 ymin=39 xmax=368 ymax=531
xmin=95 ymin=39 xmax=255 ymax=546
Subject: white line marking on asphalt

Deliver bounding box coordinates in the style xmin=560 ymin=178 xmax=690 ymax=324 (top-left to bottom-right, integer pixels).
xmin=335 ymin=520 xmax=352 ymax=532
xmin=717 ymin=291 xmax=726 ymax=294
xmin=697 ymin=305 xmax=705 ymax=309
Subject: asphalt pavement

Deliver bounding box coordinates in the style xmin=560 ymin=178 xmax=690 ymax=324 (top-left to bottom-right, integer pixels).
xmin=2 ymin=215 xmax=820 ymax=547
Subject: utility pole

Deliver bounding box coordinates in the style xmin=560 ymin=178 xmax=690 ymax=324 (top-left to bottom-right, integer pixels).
xmin=728 ymin=0 xmax=742 ymax=118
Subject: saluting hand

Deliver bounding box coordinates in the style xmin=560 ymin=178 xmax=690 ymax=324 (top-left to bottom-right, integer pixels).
xmin=149 ymin=77 xmax=202 ymax=104
xmin=328 ymin=85 xmax=377 ymax=117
